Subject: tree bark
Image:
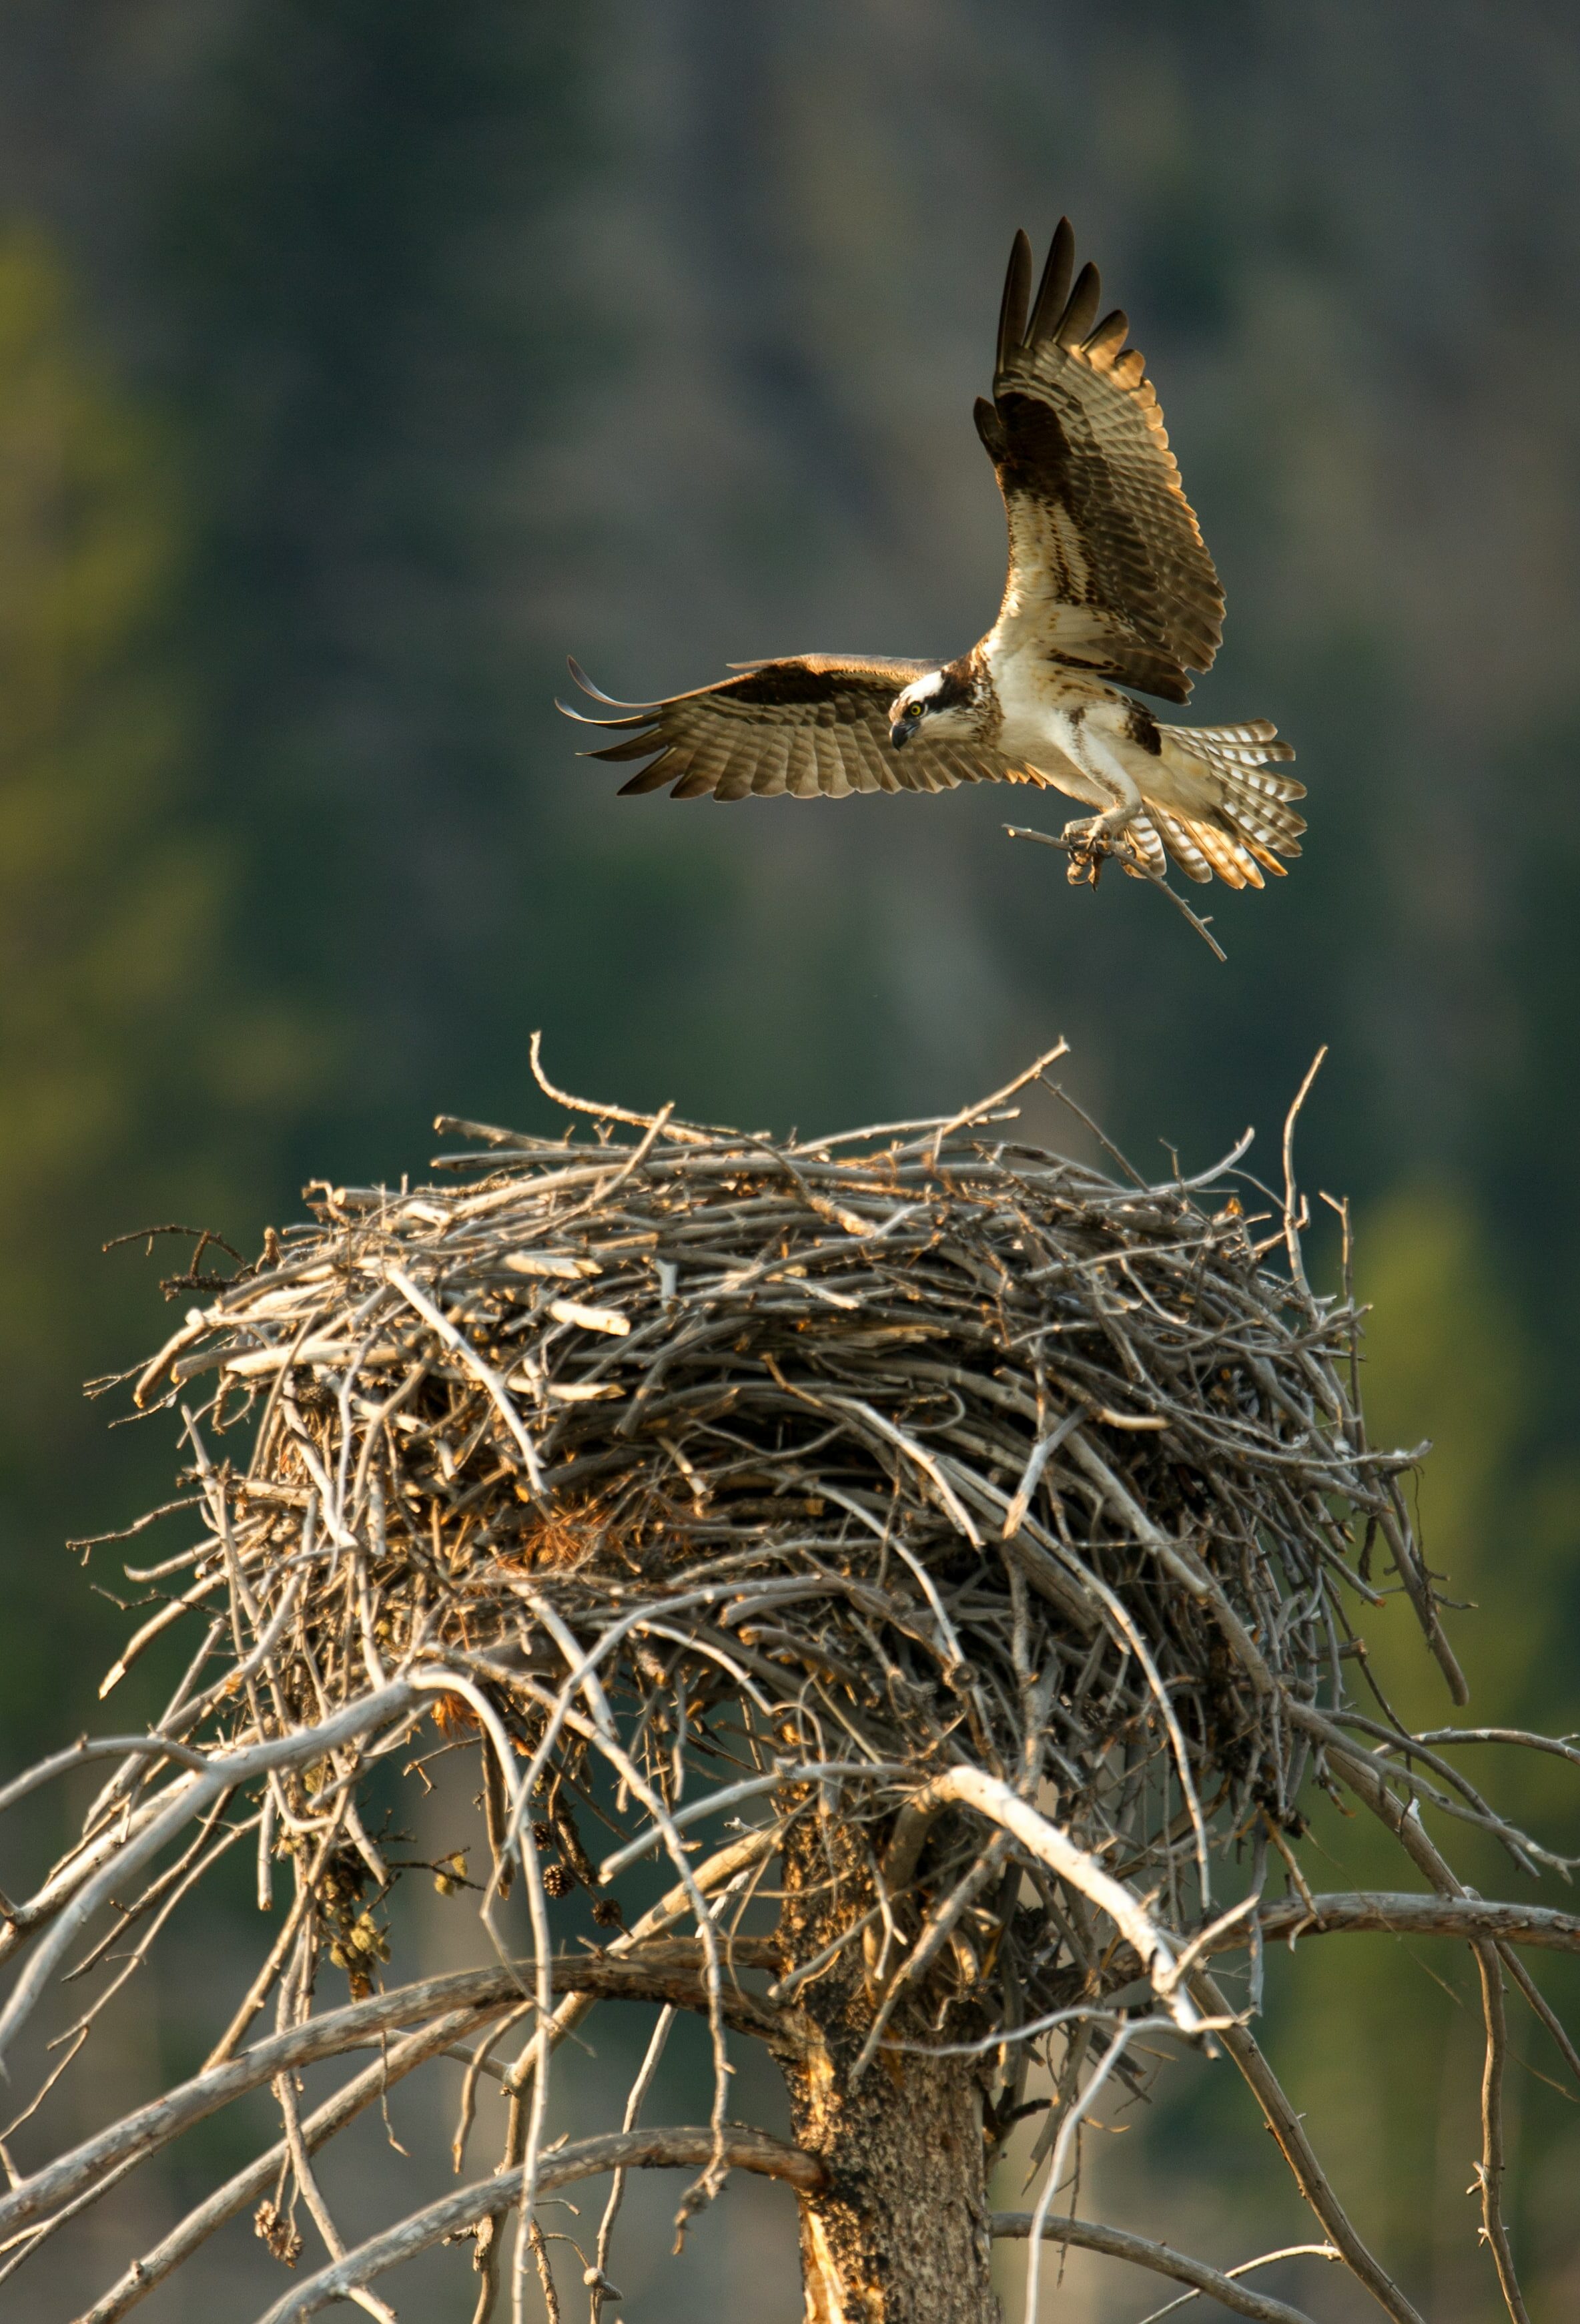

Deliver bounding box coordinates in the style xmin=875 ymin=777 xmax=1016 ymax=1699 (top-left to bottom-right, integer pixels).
xmin=778 ymin=1809 xmax=1001 ymax=2324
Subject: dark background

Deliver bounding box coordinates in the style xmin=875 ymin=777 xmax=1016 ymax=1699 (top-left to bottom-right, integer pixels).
xmin=1 ymin=2 xmax=1577 ymax=2315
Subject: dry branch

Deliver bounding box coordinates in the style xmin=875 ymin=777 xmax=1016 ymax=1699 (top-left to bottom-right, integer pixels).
xmin=253 ymin=2126 xmax=825 ymax=2324
xmin=992 ymin=2211 xmax=1332 ymax=2324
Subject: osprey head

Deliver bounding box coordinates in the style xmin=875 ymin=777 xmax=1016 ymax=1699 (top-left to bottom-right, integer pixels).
xmin=888 ymin=662 xmax=979 ymax=747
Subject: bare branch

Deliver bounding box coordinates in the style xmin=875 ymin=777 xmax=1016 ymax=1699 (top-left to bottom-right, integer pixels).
xmin=1238 ymin=1894 xmax=1580 ymax=1956
xmin=889 ymin=1767 xmax=1211 ymax=2034
xmin=1188 ymin=1970 xmax=1424 ymax=2324
xmin=0 ymin=1948 xmax=800 ymax=2242
xmin=253 ymin=2127 xmax=825 ymax=2323
xmin=75 ymin=2008 xmax=492 ymax=2324
xmin=1473 ymin=1943 xmax=1531 ymax=2324
xmin=993 ymin=2212 xmax=1332 ymax=2324
xmin=1004 ymin=823 xmax=1228 ymax=960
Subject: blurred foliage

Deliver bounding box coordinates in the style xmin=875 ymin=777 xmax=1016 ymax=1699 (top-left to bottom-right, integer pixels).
xmin=0 ymin=228 xmax=200 ymax=1402
xmin=0 ymin=229 xmax=284 ymax=1735
xmin=151 ymin=0 xmax=585 ymax=1158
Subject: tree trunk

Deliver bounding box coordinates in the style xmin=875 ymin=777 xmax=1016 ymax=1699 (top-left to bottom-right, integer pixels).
xmin=779 ymin=1811 xmax=1001 ymax=2324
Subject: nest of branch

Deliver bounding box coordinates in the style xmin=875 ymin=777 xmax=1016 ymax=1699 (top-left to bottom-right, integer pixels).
xmin=15 ymin=1048 xmax=1580 ymax=2324
xmin=117 ymin=1045 xmax=1448 ymax=2028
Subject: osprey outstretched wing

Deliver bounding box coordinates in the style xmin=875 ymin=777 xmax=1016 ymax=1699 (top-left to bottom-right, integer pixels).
xmin=560 ymin=655 xmax=1028 ymax=800
xmin=977 ymin=222 xmax=1224 ymax=705
xmin=562 ymin=224 xmax=1300 ymax=896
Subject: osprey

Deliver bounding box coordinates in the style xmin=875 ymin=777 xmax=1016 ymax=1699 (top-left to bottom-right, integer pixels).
xmin=560 ymin=222 xmax=1302 ymax=890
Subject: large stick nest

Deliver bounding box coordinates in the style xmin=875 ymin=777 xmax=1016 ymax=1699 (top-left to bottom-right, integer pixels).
xmin=119 ymin=1045 xmax=1446 ymax=2019
xmin=15 ymin=1049 xmax=1578 ymax=2324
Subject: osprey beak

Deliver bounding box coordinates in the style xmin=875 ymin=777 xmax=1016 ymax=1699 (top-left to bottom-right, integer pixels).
xmin=889 ymin=715 xmax=915 ymax=748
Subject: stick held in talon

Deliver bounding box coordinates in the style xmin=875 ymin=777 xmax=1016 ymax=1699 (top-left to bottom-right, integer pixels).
xmin=1006 ymin=823 xmax=1228 ymax=961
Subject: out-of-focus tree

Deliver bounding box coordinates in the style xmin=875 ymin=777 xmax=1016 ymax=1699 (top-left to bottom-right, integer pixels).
xmin=0 ymin=229 xmax=193 ymax=1388
xmin=0 ymin=228 xmax=299 ymax=1737
xmin=152 ymin=0 xmax=587 ymax=1164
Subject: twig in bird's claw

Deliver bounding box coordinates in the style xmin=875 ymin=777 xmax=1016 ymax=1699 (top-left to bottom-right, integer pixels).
xmin=1004 ymin=824 xmax=1228 ymax=963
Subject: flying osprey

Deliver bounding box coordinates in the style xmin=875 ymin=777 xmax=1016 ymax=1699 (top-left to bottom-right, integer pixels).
xmin=560 ymin=222 xmax=1302 ymax=890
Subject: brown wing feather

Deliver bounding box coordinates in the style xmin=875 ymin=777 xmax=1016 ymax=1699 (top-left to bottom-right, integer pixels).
xmin=983 ymin=225 xmax=1226 ymax=705
xmin=559 ymin=655 xmax=1018 ymax=800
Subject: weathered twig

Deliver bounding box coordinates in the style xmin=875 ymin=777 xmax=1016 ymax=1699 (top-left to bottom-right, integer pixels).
xmin=254 ymin=2127 xmax=825 ymax=2324
xmin=992 ymin=2212 xmax=1332 ymax=2324
xmin=1187 ymin=1968 xmax=1425 ymax=2324
xmin=1004 ymin=822 xmax=1228 ymax=960
xmin=1242 ymin=1893 xmax=1580 ymax=1956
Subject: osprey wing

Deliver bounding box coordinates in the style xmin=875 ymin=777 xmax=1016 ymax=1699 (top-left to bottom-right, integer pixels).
xmin=978 ymin=224 xmax=1225 ymax=705
xmin=560 ymin=655 xmax=1016 ymax=798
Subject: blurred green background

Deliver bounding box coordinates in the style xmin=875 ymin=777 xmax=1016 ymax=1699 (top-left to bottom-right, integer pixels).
xmin=1 ymin=0 xmax=1578 ymax=2315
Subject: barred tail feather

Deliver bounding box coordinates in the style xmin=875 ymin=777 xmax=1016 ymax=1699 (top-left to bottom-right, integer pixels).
xmin=1150 ymin=717 xmax=1304 ymax=888
xmin=1118 ymin=811 xmax=1168 ymax=878
xmin=1173 ymin=719 xmax=1297 ymax=763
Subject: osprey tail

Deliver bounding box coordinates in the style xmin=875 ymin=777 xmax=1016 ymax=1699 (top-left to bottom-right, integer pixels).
xmin=1134 ymin=719 xmax=1305 ymax=890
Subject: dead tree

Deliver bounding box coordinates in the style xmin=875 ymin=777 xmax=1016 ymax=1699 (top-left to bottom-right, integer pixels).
xmin=1 ymin=1039 xmax=1575 ymax=2323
